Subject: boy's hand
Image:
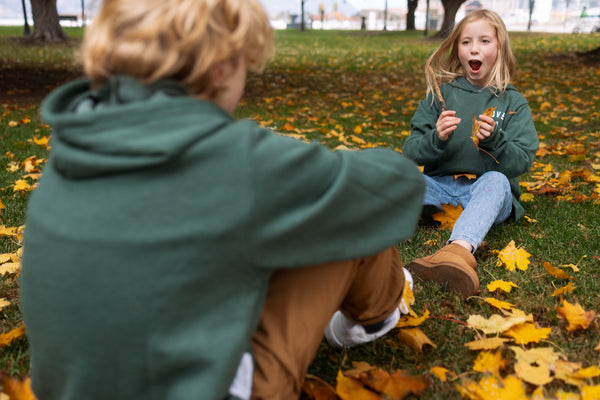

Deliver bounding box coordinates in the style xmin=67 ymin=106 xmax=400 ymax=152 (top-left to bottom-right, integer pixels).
xmin=476 ymin=114 xmax=496 ymax=141
xmin=436 ymin=110 xmax=461 ymax=141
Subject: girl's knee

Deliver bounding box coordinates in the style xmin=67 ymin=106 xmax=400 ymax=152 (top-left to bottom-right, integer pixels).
xmin=480 ymin=171 xmax=509 ymax=191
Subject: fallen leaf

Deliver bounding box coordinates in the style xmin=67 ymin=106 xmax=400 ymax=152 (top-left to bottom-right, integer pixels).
xmin=429 ymin=366 xmax=449 ymax=382
xmin=396 ymin=327 xmax=436 ymax=351
xmin=487 ymin=280 xmax=518 ymax=293
xmin=0 ymin=324 xmax=26 ymax=346
xmin=472 ymin=350 xmax=507 ymax=376
xmin=0 ymin=374 xmax=36 ymax=400
xmin=496 ymin=240 xmax=531 ymax=271
xmin=556 ymin=298 xmax=596 ymax=331
xmin=552 ymin=282 xmax=576 ymax=297
xmin=464 ymin=336 xmax=512 ymax=351
xmin=432 ymin=204 xmax=463 ymax=230
xmin=543 ymin=261 xmax=572 ymax=280
xmin=503 ymin=322 xmax=552 ymax=345
xmin=485 ymin=297 xmax=516 ymax=311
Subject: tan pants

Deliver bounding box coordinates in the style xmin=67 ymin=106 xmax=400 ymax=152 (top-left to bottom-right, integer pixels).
xmin=251 ymin=246 xmax=405 ymax=399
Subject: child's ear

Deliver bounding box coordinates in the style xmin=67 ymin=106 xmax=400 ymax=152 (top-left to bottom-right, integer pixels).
xmin=211 ymin=62 xmax=227 ymax=90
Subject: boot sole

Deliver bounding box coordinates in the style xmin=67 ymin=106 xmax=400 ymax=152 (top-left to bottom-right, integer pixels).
xmin=409 ymin=260 xmax=479 ymax=298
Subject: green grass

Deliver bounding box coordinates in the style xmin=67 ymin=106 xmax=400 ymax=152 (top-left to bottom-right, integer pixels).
xmin=1 ymin=28 xmax=599 ymax=398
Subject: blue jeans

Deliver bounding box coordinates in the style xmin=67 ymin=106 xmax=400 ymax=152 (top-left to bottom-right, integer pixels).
xmin=422 ymin=171 xmax=512 ymax=252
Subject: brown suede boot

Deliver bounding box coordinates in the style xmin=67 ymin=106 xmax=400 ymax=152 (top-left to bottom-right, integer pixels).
xmin=408 ymin=243 xmax=479 ymax=297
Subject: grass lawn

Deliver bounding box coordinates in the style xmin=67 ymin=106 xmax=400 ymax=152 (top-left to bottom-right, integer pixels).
xmin=1 ymin=27 xmax=599 ymax=399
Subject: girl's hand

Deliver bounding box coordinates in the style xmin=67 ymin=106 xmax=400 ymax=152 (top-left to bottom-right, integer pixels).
xmin=476 ymin=114 xmax=496 ymax=141
xmin=436 ymin=110 xmax=461 ymax=141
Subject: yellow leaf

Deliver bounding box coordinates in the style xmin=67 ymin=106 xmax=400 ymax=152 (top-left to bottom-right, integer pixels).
xmin=8 ymin=121 xmax=18 ymax=127
xmin=543 ymin=261 xmax=572 ymax=279
xmin=582 ymin=384 xmax=600 ymax=400
xmin=429 ymin=366 xmax=449 ymax=382
xmin=511 ymin=346 xmax=560 ymax=386
xmin=467 ymin=309 xmax=533 ymax=335
xmin=456 ymin=375 xmax=528 ymax=400
xmin=396 ymin=327 xmax=436 ymax=351
xmin=353 ymin=125 xmax=363 ymax=134
xmin=0 ymin=262 xmax=20 ymax=276
xmin=472 ymin=350 xmax=507 ymax=376
xmin=552 ymin=282 xmax=576 ymax=297
xmin=396 ymin=309 xmax=429 ymax=328
xmin=13 ymin=180 xmax=32 ymax=193
xmin=487 ymin=280 xmax=518 ymax=293
xmin=464 ymin=336 xmax=512 ymax=351
xmin=335 ymin=370 xmax=380 ymax=400
xmin=571 ymin=366 xmax=600 ymax=380
xmin=432 ymin=203 xmax=463 ymax=230
xmin=0 ymin=298 xmax=10 ymax=310
xmin=556 ymin=298 xmax=596 ymax=332
xmin=0 ymin=324 xmax=26 ymax=346
xmin=485 ymin=297 xmax=516 ymax=310
xmin=496 ymin=240 xmax=531 ymax=271
xmin=503 ymin=322 xmax=551 ymax=345
xmin=514 ymin=359 xmax=553 ymax=386
xmin=520 ymin=192 xmax=535 ymax=202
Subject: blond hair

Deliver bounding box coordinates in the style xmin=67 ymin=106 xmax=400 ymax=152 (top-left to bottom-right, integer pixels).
xmin=81 ymin=0 xmax=274 ymax=96
xmin=425 ymin=9 xmax=514 ymax=97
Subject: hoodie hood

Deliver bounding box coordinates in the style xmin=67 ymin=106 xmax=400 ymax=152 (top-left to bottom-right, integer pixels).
xmin=41 ymin=76 xmax=232 ymax=179
xmin=448 ymin=76 xmax=517 ymax=95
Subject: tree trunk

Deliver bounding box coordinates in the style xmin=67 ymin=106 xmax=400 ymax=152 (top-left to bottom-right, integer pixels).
xmin=436 ymin=0 xmax=467 ymax=38
xmin=406 ymin=0 xmax=418 ymax=31
xmin=30 ymin=0 xmax=67 ymax=42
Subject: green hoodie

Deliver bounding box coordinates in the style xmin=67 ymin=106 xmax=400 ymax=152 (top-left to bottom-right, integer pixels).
xmin=21 ymin=76 xmax=425 ymax=400
xmin=403 ymin=77 xmax=539 ymax=221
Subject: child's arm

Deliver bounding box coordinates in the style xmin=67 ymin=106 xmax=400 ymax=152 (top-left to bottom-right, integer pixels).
xmin=403 ymin=95 xmax=454 ymax=165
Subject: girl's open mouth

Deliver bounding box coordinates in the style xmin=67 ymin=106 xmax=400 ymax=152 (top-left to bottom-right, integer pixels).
xmin=469 ymin=60 xmax=482 ymax=73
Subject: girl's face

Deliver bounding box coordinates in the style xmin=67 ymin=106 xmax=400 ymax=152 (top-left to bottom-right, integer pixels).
xmin=458 ymin=18 xmax=498 ymax=87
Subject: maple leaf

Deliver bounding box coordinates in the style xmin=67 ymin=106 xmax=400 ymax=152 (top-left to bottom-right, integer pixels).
xmin=0 ymin=298 xmax=10 ymax=310
xmin=472 ymin=350 xmax=507 ymax=376
xmin=429 ymin=366 xmax=449 ymax=382
xmin=464 ymin=336 xmax=512 ymax=351
xmin=0 ymin=324 xmax=26 ymax=346
xmin=335 ymin=370 xmax=379 ymax=400
xmin=485 ymin=297 xmax=515 ymax=311
xmin=487 ymin=280 xmax=518 ymax=293
xmin=552 ymin=282 xmax=576 ymax=297
xmin=396 ymin=309 xmax=429 ymax=328
xmin=467 ymin=309 xmax=533 ymax=335
xmin=543 ymin=261 xmax=572 ymax=279
xmin=503 ymin=322 xmax=552 ymax=345
xmin=13 ymin=180 xmax=32 ymax=193
xmin=396 ymin=327 xmax=436 ymax=351
xmin=431 ymin=203 xmax=463 ymax=230
xmin=556 ymin=298 xmax=596 ymax=332
xmin=0 ymin=373 xmax=37 ymax=400
xmin=456 ymin=375 xmax=528 ymax=400
xmin=582 ymin=385 xmax=600 ymax=400
xmin=340 ymin=362 xmax=428 ymax=400
xmin=496 ymin=240 xmax=531 ymax=271
xmin=302 ymin=374 xmax=338 ymax=400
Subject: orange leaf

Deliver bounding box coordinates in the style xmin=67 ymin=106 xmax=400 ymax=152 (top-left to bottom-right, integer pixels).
xmin=543 ymin=261 xmax=572 ymax=280
xmin=302 ymin=374 xmax=338 ymax=400
xmin=0 ymin=374 xmax=37 ymax=400
xmin=471 ymin=106 xmax=496 ymax=148
xmin=335 ymin=370 xmax=379 ymax=400
xmin=556 ymin=298 xmax=596 ymax=332
xmin=552 ymin=282 xmax=576 ymax=297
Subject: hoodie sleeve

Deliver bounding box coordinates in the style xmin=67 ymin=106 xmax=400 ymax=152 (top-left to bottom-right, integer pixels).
xmin=478 ymin=96 xmax=539 ymax=179
xmin=246 ymin=127 xmax=425 ymax=269
xmin=402 ymin=93 xmax=449 ymax=165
